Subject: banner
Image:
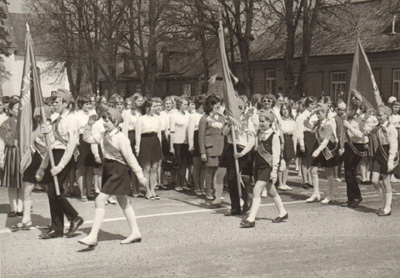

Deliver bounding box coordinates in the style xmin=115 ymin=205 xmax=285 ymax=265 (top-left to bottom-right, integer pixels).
xmin=18 ymin=23 xmax=45 ymax=174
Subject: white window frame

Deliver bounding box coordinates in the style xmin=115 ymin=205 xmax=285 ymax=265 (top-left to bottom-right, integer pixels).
xmin=393 ymin=69 xmax=400 ymax=97
xmin=265 ymin=70 xmax=275 ymax=94
xmin=330 ymin=72 xmax=346 ymax=97
xmin=136 ymin=85 xmax=142 ymax=94
xmin=183 ymin=84 xmax=191 ymax=96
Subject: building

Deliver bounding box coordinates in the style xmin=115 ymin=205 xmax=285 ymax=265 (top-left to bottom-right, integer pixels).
xmin=243 ymin=0 xmax=400 ymax=101
xmin=0 ymin=13 xmax=69 ymax=98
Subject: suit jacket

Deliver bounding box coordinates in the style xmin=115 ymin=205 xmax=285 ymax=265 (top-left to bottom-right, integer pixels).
xmin=198 ymin=114 xmax=225 ymax=157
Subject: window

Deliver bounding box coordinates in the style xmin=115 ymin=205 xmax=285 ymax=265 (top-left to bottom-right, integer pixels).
xmin=330 ymin=72 xmax=346 ymax=97
xmin=265 ymin=70 xmax=275 ymax=94
xmin=183 ymin=84 xmax=191 ymax=96
xmin=393 ymin=69 xmax=400 ymax=97
xmin=136 ymin=85 xmax=142 ymax=94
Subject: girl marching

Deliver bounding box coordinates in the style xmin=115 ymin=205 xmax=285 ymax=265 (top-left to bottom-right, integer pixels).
xmin=79 ymin=108 xmax=148 ymax=246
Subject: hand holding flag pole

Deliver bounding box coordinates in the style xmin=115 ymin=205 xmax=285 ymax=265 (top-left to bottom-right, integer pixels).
xmin=19 ymin=23 xmax=61 ymax=195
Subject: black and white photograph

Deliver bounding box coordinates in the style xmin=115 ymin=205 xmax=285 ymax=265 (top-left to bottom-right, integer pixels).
xmin=1 ymin=0 xmax=400 ymax=277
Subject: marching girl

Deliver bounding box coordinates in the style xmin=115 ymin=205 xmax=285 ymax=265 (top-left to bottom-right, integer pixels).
xmin=304 ymin=103 xmax=338 ymax=204
xmin=158 ymin=97 xmax=175 ymax=189
xmin=169 ymin=97 xmax=190 ymax=192
xmin=389 ymin=101 xmax=400 ymax=182
xmin=135 ymin=99 xmax=164 ymax=200
xmin=240 ymin=110 xmax=287 ymax=228
xmin=75 ymin=96 xmax=97 ymax=201
xmin=293 ymin=96 xmax=318 ymax=189
xmin=198 ymin=95 xmax=225 ymax=200
xmin=80 ymin=108 xmax=148 ymax=246
xmin=370 ymin=105 xmax=398 ymax=216
xmin=122 ymin=93 xmax=144 ymax=197
xmin=0 ymin=98 xmax=23 ymax=217
xmin=277 ymin=103 xmax=296 ymax=191
xmin=188 ymin=95 xmax=206 ymax=196
xmin=13 ymin=107 xmax=52 ymax=229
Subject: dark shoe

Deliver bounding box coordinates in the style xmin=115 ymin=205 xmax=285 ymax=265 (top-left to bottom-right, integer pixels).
xmin=349 ymin=198 xmax=362 ymax=208
xmin=306 ymin=183 xmax=314 ymax=188
xmin=7 ymin=211 xmax=17 ymax=217
xmin=40 ymin=230 xmax=63 ymax=239
xmin=272 ymin=213 xmax=289 ymax=223
xmin=302 ymin=184 xmax=309 ymax=189
xmin=224 ymin=209 xmax=241 ymax=216
xmin=378 ymin=210 xmax=391 ymax=217
xmin=374 ymin=208 xmax=383 ymax=214
xmin=66 ymin=216 xmax=84 ymax=237
xmin=341 ymin=201 xmax=351 ymax=207
xmin=16 ymin=212 xmax=23 ymax=217
xmin=240 ymin=219 xmax=255 ymax=228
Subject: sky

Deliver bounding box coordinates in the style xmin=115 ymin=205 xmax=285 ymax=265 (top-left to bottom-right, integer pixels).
xmin=8 ymin=0 xmax=25 ymax=13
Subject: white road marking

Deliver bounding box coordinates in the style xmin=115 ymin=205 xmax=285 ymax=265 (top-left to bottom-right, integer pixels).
xmin=1 ymin=193 xmax=399 ymax=235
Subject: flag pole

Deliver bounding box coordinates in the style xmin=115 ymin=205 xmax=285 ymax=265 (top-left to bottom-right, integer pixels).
xmin=26 ymin=23 xmax=61 ymax=195
xmin=218 ymin=20 xmax=242 ymax=197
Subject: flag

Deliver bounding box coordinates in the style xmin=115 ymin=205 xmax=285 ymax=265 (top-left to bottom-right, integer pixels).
xmin=217 ymin=21 xmax=241 ymax=122
xmin=18 ymin=23 xmax=45 ymax=174
xmin=348 ymin=38 xmax=380 ymax=109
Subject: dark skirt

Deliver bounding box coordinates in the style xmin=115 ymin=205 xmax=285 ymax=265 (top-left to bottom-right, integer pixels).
xmin=77 ymin=134 xmax=91 ymax=167
xmin=1 ymin=145 xmax=21 ymax=188
xmin=161 ymin=131 xmax=170 ymax=156
xmin=372 ymin=145 xmax=391 ymax=175
xmin=128 ymin=130 xmax=136 ymax=153
xmin=283 ymin=134 xmax=295 ymax=162
xmin=23 ymin=151 xmax=43 ymax=184
xmin=102 ymin=159 xmax=131 ymax=195
xmin=296 ymin=131 xmax=316 ymax=165
xmin=138 ymin=133 xmax=164 ymax=164
xmin=255 ymin=166 xmax=272 ymax=183
xmin=192 ymin=129 xmax=200 ymax=157
xmin=311 ymin=141 xmax=338 ymax=168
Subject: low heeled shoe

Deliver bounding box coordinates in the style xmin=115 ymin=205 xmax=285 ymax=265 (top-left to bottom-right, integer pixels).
xmin=272 ymin=213 xmax=288 ymax=223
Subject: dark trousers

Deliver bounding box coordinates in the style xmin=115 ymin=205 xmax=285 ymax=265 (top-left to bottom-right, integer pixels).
xmin=173 ymin=143 xmax=189 ymax=187
xmin=224 ymin=144 xmax=249 ymax=212
xmin=45 ymin=149 xmax=78 ymax=233
xmin=343 ymin=142 xmax=364 ymax=202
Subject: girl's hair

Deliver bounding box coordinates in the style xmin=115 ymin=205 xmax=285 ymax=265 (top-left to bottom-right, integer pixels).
xmin=259 ymin=94 xmax=276 ymax=109
xmin=251 ymin=94 xmax=262 ymax=107
xmin=280 ymin=103 xmax=294 ymax=119
xmin=194 ymin=95 xmax=206 ymax=110
xmin=97 ymin=95 xmax=107 ymax=104
xmin=304 ymin=96 xmax=317 ymax=108
xmin=130 ymin=93 xmax=144 ymax=110
xmin=142 ymin=99 xmax=157 ymax=115
xmin=104 ymin=111 xmax=122 ymax=125
xmin=175 ymin=96 xmax=188 ymax=110
xmin=163 ymin=96 xmax=174 ymax=104
xmin=203 ymin=95 xmax=221 ymax=115
xmin=77 ymin=95 xmax=90 ymax=109
xmin=8 ymin=98 xmax=20 ymax=116
xmin=110 ymin=95 xmax=124 ymax=108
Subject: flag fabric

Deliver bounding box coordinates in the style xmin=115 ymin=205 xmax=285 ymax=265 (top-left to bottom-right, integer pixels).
xmin=217 ymin=21 xmax=241 ymax=122
xmin=348 ymin=38 xmax=381 ymax=109
xmin=18 ymin=23 xmax=45 ymax=174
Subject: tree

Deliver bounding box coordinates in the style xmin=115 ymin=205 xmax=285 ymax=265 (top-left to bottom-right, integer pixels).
xmin=0 ymin=0 xmax=11 ymax=87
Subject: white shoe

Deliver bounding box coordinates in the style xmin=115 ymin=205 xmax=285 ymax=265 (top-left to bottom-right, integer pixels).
xmin=277 ymin=185 xmax=287 ymax=191
xmin=320 ymin=197 xmax=334 ymax=205
xmin=334 ymin=178 xmax=342 ymax=182
xmin=107 ymin=197 xmax=117 ymax=204
xmin=285 ymin=185 xmax=293 ymax=191
xmin=261 ymin=188 xmax=267 ymax=198
xmin=306 ymin=194 xmax=321 ymax=203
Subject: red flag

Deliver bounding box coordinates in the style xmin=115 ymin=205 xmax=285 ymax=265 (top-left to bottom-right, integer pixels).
xmin=18 ymin=23 xmax=45 ymax=174
xmin=217 ymin=21 xmax=241 ymax=122
xmin=348 ymin=38 xmax=381 ymax=109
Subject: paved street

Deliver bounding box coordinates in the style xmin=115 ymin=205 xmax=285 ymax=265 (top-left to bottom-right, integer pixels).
xmin=1 ymin=169 xmax=400 ymax=278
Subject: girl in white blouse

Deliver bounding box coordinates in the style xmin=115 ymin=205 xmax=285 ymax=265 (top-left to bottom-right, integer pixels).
xmin=135 ymin=99 xmax=163 ymax=199
xmin=170 ymin=97 xmax=190 ymax=192
xmin=277 ymin=103 xmax=296 ymax=191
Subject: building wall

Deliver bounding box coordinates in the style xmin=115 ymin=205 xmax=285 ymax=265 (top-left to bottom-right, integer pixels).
xmin=0 ymin=53 xmax=69 ymax=97
xmin=247 ymin=51 xmax=400 ymax=101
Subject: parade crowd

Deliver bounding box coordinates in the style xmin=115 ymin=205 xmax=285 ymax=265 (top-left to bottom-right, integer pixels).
xmin=0 ymin=88 xmax=398 ymax=246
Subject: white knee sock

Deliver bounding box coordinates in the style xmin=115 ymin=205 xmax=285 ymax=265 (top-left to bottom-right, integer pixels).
xmin=272 ymin=195 xmax=287 ymax=217
xmin=247 ymin=198 xmax=261 ymax=222
xmin=88 ymin=208 xmax=105 ymax=241
xmin=384 ymin=192 xmax=392 ymax=212
xmin=123 ymin=206 xmax=141 ymax=237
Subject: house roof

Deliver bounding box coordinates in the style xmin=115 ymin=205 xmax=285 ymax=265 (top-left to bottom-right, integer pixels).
xmin=250 ymin=0 xmax=400 ymax=61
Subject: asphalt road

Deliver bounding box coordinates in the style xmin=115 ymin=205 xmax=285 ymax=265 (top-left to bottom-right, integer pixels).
xmin=1 ymin=169 xmax=400 ymax=278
